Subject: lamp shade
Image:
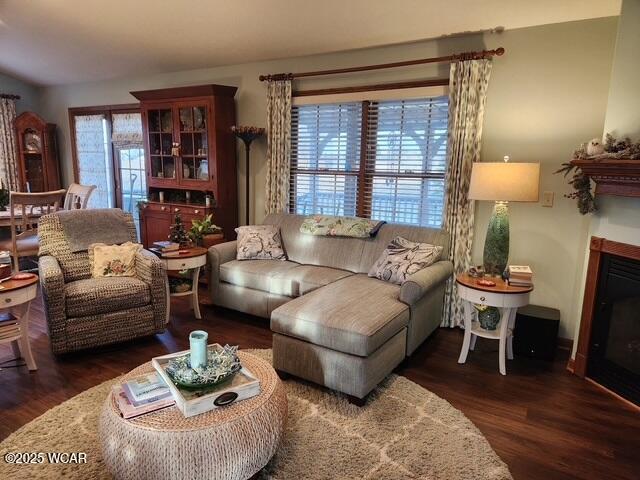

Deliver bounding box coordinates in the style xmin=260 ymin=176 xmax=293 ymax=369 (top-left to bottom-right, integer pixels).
xmin=468 ymin=162 xmax=540 ymax=202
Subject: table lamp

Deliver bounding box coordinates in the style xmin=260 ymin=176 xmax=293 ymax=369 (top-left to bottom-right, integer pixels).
xmin=468 ymin=157 xmax=540 ymax=276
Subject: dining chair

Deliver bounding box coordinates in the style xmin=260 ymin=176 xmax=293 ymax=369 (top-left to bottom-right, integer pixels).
xmin=63 ymin=183 xmax=97 ymax=210
xmin=0 ymin=190 xmax=66 ymax=272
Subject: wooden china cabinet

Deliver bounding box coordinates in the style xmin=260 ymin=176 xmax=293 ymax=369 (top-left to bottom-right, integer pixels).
xmin=131 ymin=85 xmax=238 ymax=247
xmin=14 ymin=112 xmax=61 ymax=192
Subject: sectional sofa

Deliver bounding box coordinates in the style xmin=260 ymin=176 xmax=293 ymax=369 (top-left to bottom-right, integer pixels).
xmin=208 ymin=213 xmax=453 ymax=402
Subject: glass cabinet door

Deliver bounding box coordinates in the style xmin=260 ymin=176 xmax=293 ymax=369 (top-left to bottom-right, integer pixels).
xmin=178 ymin=105 xmax=209 ymax=183
xmin=147 ymin=108 xmax=175 ymax=180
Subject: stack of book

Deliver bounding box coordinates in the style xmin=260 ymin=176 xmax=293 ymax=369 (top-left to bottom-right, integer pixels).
xmin=507 ymin=265 xmax=533 ymax=287
xmin=113 ymin=372 xmax=175 ymax=419
xmin=0 ymin=312 xmax=19 ymax=342
xmin=152 ymin=241 xmax=179 ymax=253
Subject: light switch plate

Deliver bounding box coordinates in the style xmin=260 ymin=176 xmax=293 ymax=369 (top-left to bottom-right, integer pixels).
xmin=542 ymin=191 xmax=554 ymax=207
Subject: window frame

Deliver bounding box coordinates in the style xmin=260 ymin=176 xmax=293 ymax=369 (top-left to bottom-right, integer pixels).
xmin=68 ymin=103 xmax=140 ymax=209
xmin=290 ymin=86 xmax=449 ymax=226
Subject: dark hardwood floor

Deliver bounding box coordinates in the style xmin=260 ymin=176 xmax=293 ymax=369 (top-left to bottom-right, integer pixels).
xmin=1 ymin=288 xmax=639 ymax=480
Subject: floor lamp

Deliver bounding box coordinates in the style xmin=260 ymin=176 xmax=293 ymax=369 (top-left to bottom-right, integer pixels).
xmin=232 ymin=126 xmax=265 ymax=225
xmin=468 ymin=157 xmax=540 ymax=276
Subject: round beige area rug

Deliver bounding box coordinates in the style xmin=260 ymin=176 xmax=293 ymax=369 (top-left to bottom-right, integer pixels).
xmin=0 ymin=349 xmax=512 ymax=480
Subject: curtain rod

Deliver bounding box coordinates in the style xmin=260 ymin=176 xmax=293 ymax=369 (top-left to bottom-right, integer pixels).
xmin=259 ymin=47 xmax=504 ymax=82
xmin=0 ymin=93 xmax=21 ymax=100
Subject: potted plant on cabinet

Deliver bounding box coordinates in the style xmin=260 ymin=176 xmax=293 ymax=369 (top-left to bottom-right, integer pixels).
xmin=189 ymin=214 xmax=224 ymax=248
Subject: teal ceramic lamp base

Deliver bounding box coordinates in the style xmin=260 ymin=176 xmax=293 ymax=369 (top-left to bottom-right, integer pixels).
xmin=483 ymin=201 xmax=510 ymax=276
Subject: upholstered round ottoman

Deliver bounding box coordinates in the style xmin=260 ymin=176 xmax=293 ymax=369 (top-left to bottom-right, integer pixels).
xmin=99 ymin=351 xmax=287 ymax=480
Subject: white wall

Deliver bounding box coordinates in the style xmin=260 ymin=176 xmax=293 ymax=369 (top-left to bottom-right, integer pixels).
xmin=0 ymin=72 xmax=41 ymax=114
xmin=572 ymin=0 xmax=640 ymax=355
xmin=39 ymin=17 xmax=619 ymax=339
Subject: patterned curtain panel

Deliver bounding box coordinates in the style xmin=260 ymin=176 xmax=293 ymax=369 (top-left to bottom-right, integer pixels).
xmin=0 ymin=97 xmax=19 ymax=190
xmin=265 ymin=79 xmax=292 ymax=215
xmin=441 ymin=59 xmax=492 ymax=327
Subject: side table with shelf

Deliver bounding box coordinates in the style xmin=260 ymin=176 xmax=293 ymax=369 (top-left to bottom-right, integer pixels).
xmin=157 ymin=247 xmax=208 ymax=322
xmin=456 ymin=273 xmax=533 ymax=375
xmin=0 ymin=275 xmax=39 ymax=371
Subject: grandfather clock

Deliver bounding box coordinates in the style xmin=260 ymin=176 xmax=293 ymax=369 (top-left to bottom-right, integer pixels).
xmin=14 ymin=112 xmax=61 ymax=192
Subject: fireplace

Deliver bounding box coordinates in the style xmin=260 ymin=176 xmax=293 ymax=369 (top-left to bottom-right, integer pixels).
xmin=574 ymin=237 xmax=640 ymax=407
xmin=587 ymin=253 xmax=640 ymax=404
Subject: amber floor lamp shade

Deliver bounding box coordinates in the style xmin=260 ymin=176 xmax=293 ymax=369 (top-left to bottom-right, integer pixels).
xmin=468 ymin=159 xmax=540 ymax=275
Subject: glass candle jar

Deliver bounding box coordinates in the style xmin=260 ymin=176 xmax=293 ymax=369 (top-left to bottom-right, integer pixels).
xmin=189 ymin=330 xmax=208 ymax=370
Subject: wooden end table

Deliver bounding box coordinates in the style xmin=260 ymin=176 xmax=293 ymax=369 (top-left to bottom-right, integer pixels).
xmin=159 ymin=247 xmax=208 ymax=322
xmin=456 ymin=273 xmax=533 ymax=375
xmin=0 ymin=274 xmax=39 ymax=371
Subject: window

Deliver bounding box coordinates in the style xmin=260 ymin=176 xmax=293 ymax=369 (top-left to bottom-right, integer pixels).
xmin=290 ymin=94 xmax=448 ymax=227
xmin=69 ymin=106 xmax=146 ymax=234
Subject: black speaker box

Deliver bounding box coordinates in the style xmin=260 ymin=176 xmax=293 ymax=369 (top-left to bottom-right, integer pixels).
xmin=513 ymin=305 xmax=560 ymax=361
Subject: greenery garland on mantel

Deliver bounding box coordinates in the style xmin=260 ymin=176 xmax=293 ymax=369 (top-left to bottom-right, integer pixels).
xmin=556 ymin=133 xmax=640 ymax=214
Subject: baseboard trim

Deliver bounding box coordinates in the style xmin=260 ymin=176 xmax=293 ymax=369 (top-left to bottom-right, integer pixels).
xmin=566 ymin=358 xmax=575 ymax=373
xmin=585 ymin=377 xmax=640 ymax=412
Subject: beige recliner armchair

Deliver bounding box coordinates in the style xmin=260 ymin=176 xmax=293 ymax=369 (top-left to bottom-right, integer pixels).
xmin=38 ymin=208 xmax=167 ymax=354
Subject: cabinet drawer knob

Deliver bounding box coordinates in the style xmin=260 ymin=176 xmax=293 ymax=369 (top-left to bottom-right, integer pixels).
xmin=480 ymin=296 xmax=486 ymax=302
xmin=161 ymin=206 xmax=166 ymax=211
xmin=181 ymin=263 xmax=186 ymax=267
xmin=174 ymin=208 xmax=180 ymax=213
xmin=5 ymin=298 xmax=11 ymax=303
xmin=194 ymin=209 xmax=199 ymax=214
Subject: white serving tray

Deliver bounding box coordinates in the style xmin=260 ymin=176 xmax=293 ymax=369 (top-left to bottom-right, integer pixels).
xmin=152 ymin=344 xmax=261 ymax=418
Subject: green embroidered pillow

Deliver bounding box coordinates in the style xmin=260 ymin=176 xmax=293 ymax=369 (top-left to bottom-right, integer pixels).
xmin=300 ymin=215 xmax=384 ymax=238
xmin=368 ymin=236 xmax=443 ymax=285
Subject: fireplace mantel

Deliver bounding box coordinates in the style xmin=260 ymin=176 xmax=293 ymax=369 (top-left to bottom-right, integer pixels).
xmin=574 ymin=236 xmax=640 ymax=377
xmin=571 ymin=158 xmax=640 ymax=197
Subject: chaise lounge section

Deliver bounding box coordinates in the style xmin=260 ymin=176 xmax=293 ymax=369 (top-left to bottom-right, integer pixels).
xmin=208 ymin=213 xmax=452 ymax=401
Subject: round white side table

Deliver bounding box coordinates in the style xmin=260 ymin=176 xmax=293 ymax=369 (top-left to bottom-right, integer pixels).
xmin=456 ymin=273 xmax=533 ymax=375
xmin=0 ymin=274 xmax=39 ymax=371
xmin=159 ymin=247 xmax=207 ymax=322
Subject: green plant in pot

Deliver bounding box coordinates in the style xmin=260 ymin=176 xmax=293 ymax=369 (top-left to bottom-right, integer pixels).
xmin=189 ymin=214 xmax=223 ymax=248
xmin=474 ymin=304 xmax=501 ymax=330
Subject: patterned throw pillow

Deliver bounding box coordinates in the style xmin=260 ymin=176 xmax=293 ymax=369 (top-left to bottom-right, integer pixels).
xmin=300 ymin=215 xmax=385 ymax=238
xmin=235 ymin=225 xmax=286 ymax=260
xmin=90 ymin=242 xmax=142 ymax=278
xmin=368 ymin=236 xmax=443 ymax=285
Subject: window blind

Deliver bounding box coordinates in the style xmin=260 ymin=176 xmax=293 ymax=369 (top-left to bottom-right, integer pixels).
xmin=290 ymin=95 xmax=448 ymax=227
xmin=364 ymin=97 xmax=448 ymax=227
xmin=290 ymin=103 xmax=362 ymax=216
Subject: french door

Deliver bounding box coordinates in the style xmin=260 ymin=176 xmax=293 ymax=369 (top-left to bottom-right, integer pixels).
xmin=69 ymin=105 xmax=147 ymax=236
